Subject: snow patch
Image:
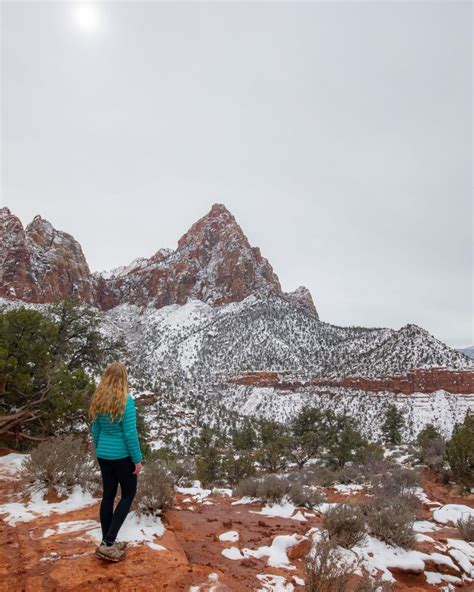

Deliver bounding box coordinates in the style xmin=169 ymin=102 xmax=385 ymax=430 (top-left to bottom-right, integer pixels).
xmin=432 ymin=504 xmax=474 ymax=525
xmin=219 ymin=530 xmax=239 ymax=542
xmin=0 ymin=486 xmax=96 ymax=526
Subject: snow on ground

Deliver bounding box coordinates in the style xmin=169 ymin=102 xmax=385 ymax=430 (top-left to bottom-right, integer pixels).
xmin=432 ymin=504 xmax=474 ymax=525
xmin=0 ymin=453 xmax=27 ymax=479
xmin=222 ymin=534 xmax=305 ymax=569
xmin=253 ymin=502 xmax=297 ymax=519
xmin=219 ymin=530 xmax=239 ymax=542
xmin=85 ymin=511 xmax=165 ymax=549
xmin=0 ymin=486 xmax=96 ymax=526
xmin=424 ymin=571 xmax=462 ymax=586
xmin=189 ymin=572 xmax=222 ymax=592
xmin=252 ymin=501 xmax=313 ymax=521
xmin=257 ymin=573 xmax=295 ymax=591
xmin=231 ymin=496 xmax=259 ymax=505
xmin=414 ymin=486 xmax=441 ymax=506
xmin=244 ymin=534 xmax=302 ymax=568
xmin=333 ymin=483 xmax=365 ymax=494
xmin=413 ymin=520 xmax=440 ymax=533
xmin=176 ymin=482 xmax=211 ymax=503
xmin=42 ymin=519 xmax=99 ymax=538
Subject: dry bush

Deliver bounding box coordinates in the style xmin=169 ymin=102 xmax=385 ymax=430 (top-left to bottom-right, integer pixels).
xmin=165 ymin=456 xmax=196 ymax=487
xmin=372 ymin=467 xmax=419 ymax=497
xmin=257 ymin=474 xmax=291 ymax=503
xmin=323 ymin=503 xmax=366 ymax=548
xmin=234 ymin=474 xmax=291 ymax=503
xmin=234 ymin=476 xmax=260 ymax=498
xmin=305 ymin=533 xmax=356 ymax=592
xmin=288 ymin=483 xmax=326 ymax=508
xmin=355 ymin=573 xmax=394 ymax=592
xmin=336 ymin=465 xmax=363 ymax=484
xmin=305 ymin=467 xmax=337 ymax=487
xmin=457 ymin=515 xmax=474 ymax=542
xmin=420 ymin=437 xmax=446 ymax=471
xmin=358 ymin=455 xmax=395 ymax=482
xmin=364 ymin=496 xmax=416 ymax=549
xmin=133 ymin=460 xmax=175 ymax=516
xmin=20 ymin=435 xmax=96 ymax=494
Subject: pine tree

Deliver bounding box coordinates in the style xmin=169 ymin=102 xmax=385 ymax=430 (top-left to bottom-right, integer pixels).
xmin=381 ymin=404 xmax=405 ymax=445
xmin=446 ymin=412 xmax=474 ymax=492
xmin=417 ymin=423 xmax=441 ymax=449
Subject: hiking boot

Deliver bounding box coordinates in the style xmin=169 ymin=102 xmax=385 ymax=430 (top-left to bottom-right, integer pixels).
xmin=114 ymin=541 xmax=127 ymax=551
xmin=95 ymin=542 xmax=125 ymax=562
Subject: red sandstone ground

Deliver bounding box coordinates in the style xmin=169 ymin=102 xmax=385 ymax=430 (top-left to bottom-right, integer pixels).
xmin=0 ymin=456 xmax=473 ymax=592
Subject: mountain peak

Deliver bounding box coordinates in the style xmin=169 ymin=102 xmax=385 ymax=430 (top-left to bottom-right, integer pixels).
xmin=209 ymin=202 xmax=232 ymax=217
xmin=286 ymin=286 xmax=319 ymax=318
xmin=0 ymin=205 xmax=315 ymax=314
xmin=177 ymin=203 xmax=241 ymax=251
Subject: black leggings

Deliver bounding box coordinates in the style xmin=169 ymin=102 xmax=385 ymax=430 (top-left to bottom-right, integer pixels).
xmin=97 ymin=456 xmax=137 ymax=544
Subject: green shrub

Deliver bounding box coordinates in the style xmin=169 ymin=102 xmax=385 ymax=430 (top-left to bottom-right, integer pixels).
xmin=221 ymin=453 xmax=256 ymax=485
xmin=417 ymin=424 xmax=441 ymax=449
xmin=256 ymin=419 xmax=293 ymax=472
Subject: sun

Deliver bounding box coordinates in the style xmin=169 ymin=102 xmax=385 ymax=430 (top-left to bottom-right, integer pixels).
xmin=74 ymin=4 xmax=101 ymax=33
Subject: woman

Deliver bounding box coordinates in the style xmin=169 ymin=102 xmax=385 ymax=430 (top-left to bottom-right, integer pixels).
xmin=88 ymin=362 xmax=143 ymax=562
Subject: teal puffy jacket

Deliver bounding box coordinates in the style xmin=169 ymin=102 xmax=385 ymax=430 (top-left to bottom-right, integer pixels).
xmin=91 ymin=394 xmax=143 ymax=464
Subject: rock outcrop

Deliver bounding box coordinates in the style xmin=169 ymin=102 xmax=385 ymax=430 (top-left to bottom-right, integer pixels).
xmin=230 ymin=368 xmax=474 ymax=394
xmin=0 ymin=204 xmax=316 ymax=313
xmin=0 ymin=208 xmax=95 ymax=303
xmin=285 ymin=286 xmax=319 ymax=318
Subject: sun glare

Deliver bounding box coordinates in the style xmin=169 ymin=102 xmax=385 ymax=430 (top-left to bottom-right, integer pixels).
xmin=74 ymin=4 xmax=101 ymax=33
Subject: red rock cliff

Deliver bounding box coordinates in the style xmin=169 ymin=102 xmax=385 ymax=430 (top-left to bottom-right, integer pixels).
xmin=0 ymin=204 xmax=319 ymax=316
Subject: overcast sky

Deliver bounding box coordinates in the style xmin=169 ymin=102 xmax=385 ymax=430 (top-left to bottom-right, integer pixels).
xmin=1 ymin=1 xmax=472 ymax=348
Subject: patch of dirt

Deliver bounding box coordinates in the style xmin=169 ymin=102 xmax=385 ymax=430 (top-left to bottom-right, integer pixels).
xmin=0 ymin=471 xmax=473 ymax=592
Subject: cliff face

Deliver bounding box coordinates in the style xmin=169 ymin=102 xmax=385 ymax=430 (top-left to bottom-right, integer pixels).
xmin=0 ymin=204 xmax=319 ymax=315
xmin=0 ymin=208 xmax=94 ymax=303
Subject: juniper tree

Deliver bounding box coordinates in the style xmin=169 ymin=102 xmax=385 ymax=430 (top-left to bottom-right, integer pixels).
xmin=0 ymin=302 xmax=123 ymax=448
xmin=446 ymin=412 xmax=474 ymax=492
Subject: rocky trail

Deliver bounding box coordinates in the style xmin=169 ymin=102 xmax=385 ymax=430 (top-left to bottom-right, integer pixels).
xmin=0 ymin=453 xmax=473 ymax=592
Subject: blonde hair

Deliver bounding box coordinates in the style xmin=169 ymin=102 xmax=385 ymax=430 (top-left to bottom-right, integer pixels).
xmin=88 ymin=362 xmax=128 ymax=422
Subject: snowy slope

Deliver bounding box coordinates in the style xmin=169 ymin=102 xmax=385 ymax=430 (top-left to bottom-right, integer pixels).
xmin=2 ymin=294 xmax=472 ymax=443
xmin=101 ymin=292 xmax=472 ymax=387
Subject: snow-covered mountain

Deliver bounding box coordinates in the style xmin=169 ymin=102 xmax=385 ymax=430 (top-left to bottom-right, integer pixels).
xmin=459 ymin=346 xmax=474 ymax=359
xmin=1 ymin=203 xmax=472 ymax=442
xmin=101 ymin=293 xmax=472 ymax=387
